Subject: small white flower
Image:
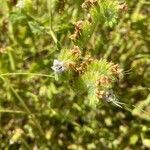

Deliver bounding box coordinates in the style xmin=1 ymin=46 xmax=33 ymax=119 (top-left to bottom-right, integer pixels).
xmin=16 ymin=0 xmax=24 ymax=9
xmin=51 ymin=59 xmax=66 ymax=73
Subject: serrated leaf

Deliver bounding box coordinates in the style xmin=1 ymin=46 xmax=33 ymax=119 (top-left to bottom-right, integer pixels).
xmin=28 ymin=21 xmax=44 ymax=35
xmin=10 ymin=12 xmax=27 ymax=24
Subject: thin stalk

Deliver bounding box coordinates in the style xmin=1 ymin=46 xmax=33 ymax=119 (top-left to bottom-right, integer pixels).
xmin=48 ymin=0 xmax=52 ymax=30
xmin=0 ymin=76 xmax=45 ymax=138
xmin=134 ymin=0 xmax=145 ymax=14
xmin=0 ymin=72 xmax=54 ymax=78
xmin=11 ymin=87 xmax=45 ymax=137
xmin=142 ymin=1 xmax=150 ymax=4
xmin=24 ymin=12 xmax=58 ymax=44
xmin=0 ymin=109 xmax=27 ymax=114
xmin=104 ymin=18 xmax=124 ymax=59
xmin=49 ymin=30 xmax=58 ymax=44
xmin=22 ymin=138 xmax=32 ymax=150
xmin=47 ymin=0 xmax=58 ymax=45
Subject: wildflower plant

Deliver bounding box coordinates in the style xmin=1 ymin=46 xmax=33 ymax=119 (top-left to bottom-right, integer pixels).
xmin=52 ymin=0 xmax=124 ymax=108
xmin=0 ymin=0 xmax=149 ymax=149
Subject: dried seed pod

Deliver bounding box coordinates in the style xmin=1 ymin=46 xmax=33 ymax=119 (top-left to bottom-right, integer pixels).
xmin=77 ymin=56 xmax=93 ymax=74
xmin=119 ymin=3 xmax=128 ymax=12
xmin=0 ymin=47 xmax=6 ymax=53
xmin=82 ymin=0 xmax=97 ymax=10
xmin=84 ymin=55 xmax=94 ymax=64
xmin=68 ymin=62 xmax=77 ymax=71
xmin=75 ymin=20 xmax=84 ymax=31
xmin=111 ymin=64 xmax=123 ymax=76
xmin=70 ymin=46 xmax=81 ymax=58
xmin=70 ymin=20 xmax=84 ymax=41
xmin=70 ymin=33 xmax=78 ymax=41
xmin=82 ymin=1 xmax=92 ymax=9
xmin=70 ymin=30 xmax=81 ymax=41
xmin=96 ymin=90 xmax=105 ymax=99
xmin=96 ymin=76 xmax=112 ymax=86
xmin=77 ymin=67 xmax=84 ymax=75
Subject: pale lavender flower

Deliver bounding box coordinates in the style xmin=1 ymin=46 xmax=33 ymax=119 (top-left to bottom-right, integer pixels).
xmin=103 ymin=90 xmax=123 ymax=108
xmin=16 ymin=0 xmax=24 ymax=9
xmin=51 ymin=59 xmax=66 ymax=73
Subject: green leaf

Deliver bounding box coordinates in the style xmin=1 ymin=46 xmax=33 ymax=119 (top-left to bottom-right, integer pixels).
xmin=129 ymin=134 xmax=139 ymax=145
xmin=9 ymin=12 xmax=27 ymax=24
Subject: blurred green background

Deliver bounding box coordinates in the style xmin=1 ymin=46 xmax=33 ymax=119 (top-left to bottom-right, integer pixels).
xmin=0 ymin=0 xmax=150 ymax=149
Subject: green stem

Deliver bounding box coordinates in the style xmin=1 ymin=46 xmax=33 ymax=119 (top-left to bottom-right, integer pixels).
xmin=24 ymin=12 xmax=58 ymax=44
xmin=49 ymin=30 xmax=58 ymax=44
xmin=134 ymin=0 xmax=145 ymax=14
xmin=0 ymin=76 xmax=45 ymax=138
xmin=0 ymin=109 xmax=27 ymax=114
xmin=48 ymin=0 xmax=52 ymax=30
xmin=22 ymin=138 xmax=32 ymax=150
xmin=142 ymin=1 xmax=150 ymax=4
xmin=0 ymin=72 xmax=54 ymax=78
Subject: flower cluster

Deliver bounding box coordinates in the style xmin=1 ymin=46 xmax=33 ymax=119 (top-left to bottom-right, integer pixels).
xmin=51 ymin=60 xmax=66 ymax=74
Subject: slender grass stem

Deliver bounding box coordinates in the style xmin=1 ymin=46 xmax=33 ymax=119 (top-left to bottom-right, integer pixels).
xmin=0 ymin=76 xmax=45 ymax=138
xmin=22 ymin=138 xmax=32 ymax=150
xmin=24 ymin=12 xmax=58 ymax=45
xmin=49 ymin=30 xmax=58 ymax=44
xmin=0 ymin=72 xmax=54 ymax=78
xmin=0 ymin=109 xmax=27 ymax=114
xmin=48 ymin=0 xmax=52 ymax=30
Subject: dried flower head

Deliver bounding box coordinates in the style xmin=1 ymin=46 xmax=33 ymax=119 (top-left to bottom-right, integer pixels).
xmin=51 ymin=59 xmax=66 ymax=73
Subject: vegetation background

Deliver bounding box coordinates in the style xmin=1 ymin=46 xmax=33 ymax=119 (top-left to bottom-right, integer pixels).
xmin=0 ymin=0 xmax=149 ymax=149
